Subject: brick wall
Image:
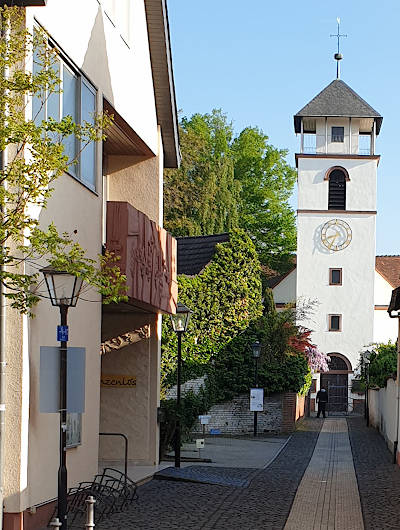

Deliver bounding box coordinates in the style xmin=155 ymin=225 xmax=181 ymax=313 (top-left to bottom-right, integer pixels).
xmin=281 ymin=392 xmax=297 ymax=432
xmin=193 ymin=393 xmax=283 ymax=435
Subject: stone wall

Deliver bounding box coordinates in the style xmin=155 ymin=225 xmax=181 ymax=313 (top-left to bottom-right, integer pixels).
xmin=193 ymin=393 xmax=283 ymax=435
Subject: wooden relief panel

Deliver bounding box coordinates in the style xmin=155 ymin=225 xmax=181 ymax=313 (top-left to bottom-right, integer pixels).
xmin=107 ymin=201 xmax=177 ymax=314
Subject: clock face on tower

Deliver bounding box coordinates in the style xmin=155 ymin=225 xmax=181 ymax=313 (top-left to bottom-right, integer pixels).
xmin=321 ymin=219 xmax=352 ymax=251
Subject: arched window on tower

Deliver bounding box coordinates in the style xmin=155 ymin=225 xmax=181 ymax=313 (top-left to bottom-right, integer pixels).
xmin=328 ymin=169 xmax=346 ymax=210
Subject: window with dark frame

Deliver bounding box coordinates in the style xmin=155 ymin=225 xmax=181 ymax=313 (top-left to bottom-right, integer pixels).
xmin=329 ymin=268 xmax=342 ymax=285
xmin=32 ymin=31 xmax=97 ymax=191
xmin=331 ymin=126 xmax=344 ymax=142
xmin=329 ymin=314 xmax=341 ymax=332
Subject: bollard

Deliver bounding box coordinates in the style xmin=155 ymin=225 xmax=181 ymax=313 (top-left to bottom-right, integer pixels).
xmin=85 ymin=495 xmax=96 ymax=529
xmin=49 ymin=518 xmax=62 ymax=528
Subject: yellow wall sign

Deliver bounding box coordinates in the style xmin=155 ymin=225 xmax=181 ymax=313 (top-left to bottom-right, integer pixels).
xmin=101 ymin=374 xmax=137 ymax=388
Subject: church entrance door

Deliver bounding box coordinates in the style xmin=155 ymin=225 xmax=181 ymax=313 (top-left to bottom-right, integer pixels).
xmin=320 ymin=373 xmax=348 ymax=413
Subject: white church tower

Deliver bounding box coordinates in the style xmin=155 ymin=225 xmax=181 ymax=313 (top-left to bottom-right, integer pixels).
xmin=294 ymin=66 xmax=383 ymax=411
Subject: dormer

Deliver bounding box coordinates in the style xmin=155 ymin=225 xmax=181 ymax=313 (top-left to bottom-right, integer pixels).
xmin=294 ymin=79 xmax=382 ymax=156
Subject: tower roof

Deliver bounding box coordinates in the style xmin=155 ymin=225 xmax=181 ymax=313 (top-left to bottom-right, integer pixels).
xmin=294 ymin=79 xmax=382 ymax=134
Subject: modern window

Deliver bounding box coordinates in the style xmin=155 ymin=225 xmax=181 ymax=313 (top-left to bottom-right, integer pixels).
xmin=331 ymin=126 xmax=344 ymax=142
xmin=328 ymin=169 xmax=346 ymax=210
xmin=33 ymin=37 xmax=97 ymax=190
xmin=329 ymin=314 xmax=342 ymax=332
xmin=329 ymin=268 xmax=342 ymax=285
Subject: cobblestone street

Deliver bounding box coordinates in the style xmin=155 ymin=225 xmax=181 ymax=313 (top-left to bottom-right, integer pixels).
xmin=93 ymin=417 xmax=400 ymax=530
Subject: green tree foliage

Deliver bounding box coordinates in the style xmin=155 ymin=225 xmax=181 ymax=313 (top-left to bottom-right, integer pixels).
xmin=367 ymin=342 xmax=397 ymax=388
xmin=231 ymin=127 xmax=296 ymax=270
xmin=0 ymin=7 xmax=126 ymax=313
xmin=161 ymin=229 xmax=263 ymax=393
xmin=164 ymin=111 xmax=239 ymax=236
xmin=164 ymin=110 xmax=297 ymax=271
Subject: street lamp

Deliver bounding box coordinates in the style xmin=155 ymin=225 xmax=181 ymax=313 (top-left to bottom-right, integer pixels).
xmin=362 ymin=350 xmax=372 ymax=427
xmin=170 ymin=302 xmax=192 ymax=467
xmin=252 ymin=341 xmax=262 ymax=437
xmin=41 ymin=266 xmax=83 ymax=530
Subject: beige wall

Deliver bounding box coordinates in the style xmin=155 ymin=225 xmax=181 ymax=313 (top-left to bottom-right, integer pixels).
xmin=107 ymin=128 xmax=164 ymax=226
xmin=4 ymin=0 xmax=167 ymax=513
xmin=99 ymin=312 xmax=161 ymax=465
xmin=27 ymin=0 xmax=159 ymax=155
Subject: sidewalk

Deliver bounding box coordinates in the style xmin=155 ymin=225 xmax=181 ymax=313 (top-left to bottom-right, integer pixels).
xmin=99 ymin=434 xmax=289 ymax=484
xmin=94 ymin=416 xmax=400 ymax=529
xmin=284 ymin=418 xmax=363 ymax=530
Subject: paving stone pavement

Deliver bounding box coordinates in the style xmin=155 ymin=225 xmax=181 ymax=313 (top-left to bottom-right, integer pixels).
xmin=284 ymin=418 xmax=363 ymax=530
xmin=348 ymin=416 xmax=400 ymax=530
xmin=96 ymin=419 xmax=321 ymax=530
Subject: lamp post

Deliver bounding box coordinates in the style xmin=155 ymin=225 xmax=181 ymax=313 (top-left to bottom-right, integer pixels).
xmin=363 ymin=350 xmax=372 ymax=427
xmin=252 ymin=341 xmax=262 ymax=437
xmin=41 ymin=267 xmax=83 ymax=530
xmin=170 ymin=302 xmax=192 ymax=468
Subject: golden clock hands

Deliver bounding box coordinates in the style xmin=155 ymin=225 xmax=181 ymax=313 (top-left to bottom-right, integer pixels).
xmin=326 ymin=232 xmax=339 ymax=249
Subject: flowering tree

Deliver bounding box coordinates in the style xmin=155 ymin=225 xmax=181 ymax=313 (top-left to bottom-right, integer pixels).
xmin=305 ymin=345 xmax=330 ymax=373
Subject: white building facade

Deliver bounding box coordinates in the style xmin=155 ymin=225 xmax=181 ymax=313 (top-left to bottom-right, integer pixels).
xmin=272 ymin=79 xmax=390 ymax=413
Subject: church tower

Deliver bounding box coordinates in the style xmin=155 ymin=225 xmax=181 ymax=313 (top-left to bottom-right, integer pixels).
xmin=294 ymin=78 xmax=382 ymax=412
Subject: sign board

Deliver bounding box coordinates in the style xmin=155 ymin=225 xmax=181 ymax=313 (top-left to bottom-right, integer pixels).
xmin=196 ymin=439 xmax=205 ymax=449
xmin=57 ymin=325 xmax=69 ymax=342
xmin=101 ymin=374 xmax=137 ymax=388
xmin=250 ymin=388 xmax=264 ymax=412
xmin=198 ymin=415 xmax=211 ymax=425
xmin=66 ymin=412 xmax=81 ymax=448
xmin=40 ymin=346 xmax=85 ymax=413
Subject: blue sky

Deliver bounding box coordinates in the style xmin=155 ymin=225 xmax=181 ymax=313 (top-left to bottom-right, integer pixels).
xmin=168 ymin=0 xmax=399 ymax=256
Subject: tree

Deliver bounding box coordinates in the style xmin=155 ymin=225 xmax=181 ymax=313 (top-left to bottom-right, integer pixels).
xmin=232 ymin=127 xmax=296 ymax=270
xmin=0 ymin=7 xmax=126 ymax=314
xmin=164 ymin=110 xmax=297 ymax=271
xmin=164 ymin=110 xmax=239 ymax=236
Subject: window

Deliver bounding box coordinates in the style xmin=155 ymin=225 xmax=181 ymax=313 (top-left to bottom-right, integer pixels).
xmin=329 ymin=314 xmax=342 ymax=332
xmin=329 ymin=268 xmax=342 ymax=285
xmin=328 ymin=169 xmax=346 ymax=210
xmin=332 ymin=126 xmax=344 ymax=142
xmin=33 ymin=38 xmax=97 ymax=190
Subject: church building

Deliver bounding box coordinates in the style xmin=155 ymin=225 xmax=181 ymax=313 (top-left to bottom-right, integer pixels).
xmin=271 ymin=73 xmax=400 ymax=413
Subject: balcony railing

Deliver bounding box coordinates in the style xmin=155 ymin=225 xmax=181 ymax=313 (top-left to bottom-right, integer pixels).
xmin=106 ymin=201 xmax=177 ymax=314
xmin=301 ymin=133 xmax=373 ymax=156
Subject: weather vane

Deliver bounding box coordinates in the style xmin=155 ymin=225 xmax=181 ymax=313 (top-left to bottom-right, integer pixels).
xmin=330 ymin=17 xmax=347 ymax=79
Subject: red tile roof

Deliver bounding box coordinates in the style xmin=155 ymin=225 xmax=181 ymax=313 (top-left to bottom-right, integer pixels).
xmin=375 ymin=256 xmax=400 ymax=288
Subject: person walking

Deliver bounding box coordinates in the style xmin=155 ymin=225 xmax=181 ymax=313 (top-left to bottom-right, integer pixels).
xmin=316 ymin=387 xmax=328 ymax=418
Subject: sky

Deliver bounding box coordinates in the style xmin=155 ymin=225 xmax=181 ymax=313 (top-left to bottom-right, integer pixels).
xmin=167 ymin=0 xmax=400 ymax=256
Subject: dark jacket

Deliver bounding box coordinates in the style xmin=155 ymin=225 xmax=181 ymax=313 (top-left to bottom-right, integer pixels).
xmin=316 ymin=389 xmax=328 ymax=403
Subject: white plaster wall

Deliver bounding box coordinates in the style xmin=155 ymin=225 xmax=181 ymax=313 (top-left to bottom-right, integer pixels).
xmin=368 ymin=389 xmax=380 ymax=429
xmin=315 ymin=117 xmax=360 ymax=155
xmin=297 ymin=157 xmax=378 ymax=212
xmin=27 ymin=0 xmax=159 ymax=154
xmin=374 ymin=271 xmax=398 ymax=343
xmin=377 ymin=379 xmax=398 ymax=452
xmin=272 ymin=270 xmax=296 ymax=305
xmin=296 ymin=212 xmax=376 ymax=369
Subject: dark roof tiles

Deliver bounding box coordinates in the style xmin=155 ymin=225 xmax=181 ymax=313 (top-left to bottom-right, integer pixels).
xmin=294 ymin=79 xmax=382 ymax=134
xmin=177 ymin=233 xmax=229 ymax=276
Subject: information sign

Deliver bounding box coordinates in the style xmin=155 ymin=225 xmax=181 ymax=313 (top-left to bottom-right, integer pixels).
xmin=250 ymin=388 xmax=264 ymax=412
xmin=57 ymin=325 xmax=69 ymax=342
